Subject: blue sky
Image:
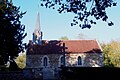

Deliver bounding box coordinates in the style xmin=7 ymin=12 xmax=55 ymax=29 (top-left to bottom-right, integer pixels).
xmin=13 ymin=0 xmax=120 ymax=44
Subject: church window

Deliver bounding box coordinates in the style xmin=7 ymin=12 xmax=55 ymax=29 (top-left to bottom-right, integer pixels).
xmin=43 ymin=57 xmax=48 ymax=67
xmin=59 ymin=55 xmax=65 ymax=67
xmin=60 ymin=56 xmax=64 ymax=64
xmin=78 ymin=56 xmax=82 ymax=65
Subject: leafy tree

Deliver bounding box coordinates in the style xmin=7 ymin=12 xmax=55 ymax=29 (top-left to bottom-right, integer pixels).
xmin=108 ymin=41 xmax=120 ymax=67
xmin=15 ymin=53 xmax=26 ymax=69
xmin=0 ymin=0 xmax=27 ymax=69
xmin=40 ymin=0 xmax=117 ymax=29
xmin=101 ymin=44 xmax=114 ymax=67
xmin=59 ymin=36 xmax=69 ymax=40
xmin=101 ymin=41 xmax=120 ymax=67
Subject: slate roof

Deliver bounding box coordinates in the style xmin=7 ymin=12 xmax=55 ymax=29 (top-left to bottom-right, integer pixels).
xmin=27 ymin=40 xmax=102 ymax=55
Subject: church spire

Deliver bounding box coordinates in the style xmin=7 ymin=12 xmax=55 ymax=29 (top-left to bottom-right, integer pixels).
xmin=36 ymin=4 xmax=40 ymax=32
xmin=35 ymin=12 xmax=40 ymax=33
xmin=33 ymin=6 xmax=43 ymax=45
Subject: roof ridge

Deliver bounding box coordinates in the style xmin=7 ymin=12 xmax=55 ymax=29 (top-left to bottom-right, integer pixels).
xmin=42 ymin=39 xmax=96 ymax=41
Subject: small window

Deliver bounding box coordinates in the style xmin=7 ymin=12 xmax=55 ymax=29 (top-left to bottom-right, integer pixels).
xmin=59 ymin=56 xmax=64 ymax=67
xmin=78 ymin=56 xmax=82 ymax=65
xmin=43 ymin=57 xmax=48 ymax=67
xmin=60 ymin=56 xmax=64 ymax=64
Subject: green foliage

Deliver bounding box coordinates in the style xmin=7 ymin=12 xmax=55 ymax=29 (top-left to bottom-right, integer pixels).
xmin=102 ymin=44 xmax=114 ymax=67
xmin=59 ymin=36 xmax=69 ymax=40
xmin=108 ymin=41 xmax=120 ymax=67
xmin=0 ymin=0 xmax=27 ymax=68
xmin=101 ymin=41 xmax=120 ymax=67
xmin=15 ymin=53 xmax=26 ymax=69
xmin=40 ymin=0 xmax=117 ymax=29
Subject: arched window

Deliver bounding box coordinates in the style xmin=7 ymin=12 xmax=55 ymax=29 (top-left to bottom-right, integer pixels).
xmin=59 ymin=55 xmax=64 ymax=67
xmin=60 ymin=56 xmax=64 ymax=64
xmin=78 ymin=56 xmax=82 ymax=65
xmin=43 ymin=57 xmax=48 ymax=67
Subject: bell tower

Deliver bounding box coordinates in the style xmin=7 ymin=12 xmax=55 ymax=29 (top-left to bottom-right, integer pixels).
xmin=32 ymin=11 xmax=43 ymax=45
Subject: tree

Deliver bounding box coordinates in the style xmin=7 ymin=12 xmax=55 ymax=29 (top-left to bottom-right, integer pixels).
xmin=101 ymin=41 xmax=120 ymax=67
xmin=108 ymin=41 xmax=120 ymax=67
xmin=40 ymin=0 xmax=117 ymax=29
xmin=59 ymin=36 xmax=69 ymax=40
xmin=101 ymin=43 xmax=114 ymax=67
xmin=15 ymin=53 xmax=26 ymax=69
xmin=0 ymin=0 xmax=27 ymax=69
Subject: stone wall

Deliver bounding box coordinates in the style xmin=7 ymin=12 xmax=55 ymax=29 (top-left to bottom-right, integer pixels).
xmin=26 ymin=55 xmax=43 ymax=68
xmin=65 ymin=53 xmax=85 ymax=67
xmin=65 ymin=53 xmax=104 ymax=67
xmin=26 ymin=54 xmax=62 ymax=79
xmin=84 ymin=53 xmax=104 ymax=67
xmin=26 ymin=54 xmax=62 ymax=68
xmin=26 ymin=53 xmax=103 ymax=79
xmin=26 ymin=53 xmax=104 ymax=68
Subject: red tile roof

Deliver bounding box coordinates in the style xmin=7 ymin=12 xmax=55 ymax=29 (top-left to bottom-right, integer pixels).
xmin=27 ymin=40 xmax=102 ymax=55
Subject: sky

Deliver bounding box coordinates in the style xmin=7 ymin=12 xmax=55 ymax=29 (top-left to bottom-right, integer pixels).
xmin=12 ymin=0 xmax=120 ymax=44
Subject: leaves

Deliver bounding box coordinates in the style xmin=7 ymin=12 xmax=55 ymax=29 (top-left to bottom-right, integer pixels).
xmin=101 ymin=41 xmax=120 ymax=67
xmin=59 ymin=36 xmax=69 ymax=40
xmin=108 ymin=21 xmax=114 ymax=26
xmin=113 ymin=2 xmax=117 ymax=6
xmin=15 ymin=53 xmax=26 ymax=69
xmin=40 ymin=0 xmax=117 ymax=29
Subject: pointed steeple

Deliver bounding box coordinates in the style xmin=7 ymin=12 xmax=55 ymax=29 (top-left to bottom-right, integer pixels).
xmin=35 ymin=12 xmax=40 ymax=34
xmin=33 ymin=12 xmax=43 ymax=45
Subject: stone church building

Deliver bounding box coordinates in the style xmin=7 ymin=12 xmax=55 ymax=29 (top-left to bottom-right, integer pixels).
xmin=26 ymin=12 xmax=104 ymax=79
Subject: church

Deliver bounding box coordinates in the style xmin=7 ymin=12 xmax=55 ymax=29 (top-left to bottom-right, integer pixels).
xmin=26 ymin=12 xmax=104 ymax=79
